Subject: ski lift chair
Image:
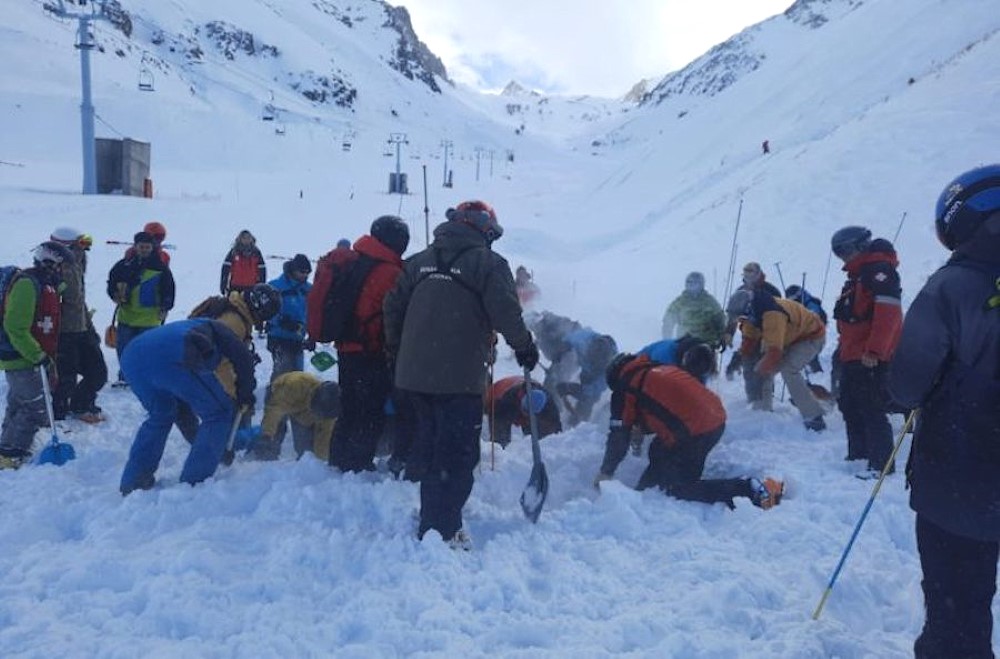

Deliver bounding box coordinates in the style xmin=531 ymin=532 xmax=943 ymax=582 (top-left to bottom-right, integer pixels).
xmin=138 ymin=68 xmax=155 ymax=92
xmin=262 ymin=103 xmax=276 ymax=121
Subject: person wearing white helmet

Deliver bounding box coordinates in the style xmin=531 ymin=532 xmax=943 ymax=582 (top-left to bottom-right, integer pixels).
xmin=0 ymin=241 xmax=73 ymax=468
xmin=49 ymin=227 xmax=108 ymax=422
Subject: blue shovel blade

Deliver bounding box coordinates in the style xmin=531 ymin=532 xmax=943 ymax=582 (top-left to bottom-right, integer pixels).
xmin=38 ymin=439 xmax=76 ymax=466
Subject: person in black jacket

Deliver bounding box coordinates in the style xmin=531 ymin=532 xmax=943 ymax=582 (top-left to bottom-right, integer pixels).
xmin=888 ymin=164 xmax=1000 ymax=659
xmin=383 ymin=200 xmax=538 ymax=550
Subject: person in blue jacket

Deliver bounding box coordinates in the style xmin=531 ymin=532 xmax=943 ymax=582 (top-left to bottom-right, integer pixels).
xmin=119 ymin=318 xmax=256 ymax=494
xmin=888 ymin=165 xmax=1000 ymax=659
xmin=638 ymin=335 xmax=705 ymax=373
xmin=266 ymin=254 xmax=313 ymax=377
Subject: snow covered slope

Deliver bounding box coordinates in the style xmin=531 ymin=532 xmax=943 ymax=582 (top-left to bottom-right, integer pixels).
xmin=1 ymin=0 xmax=1000 ymax=655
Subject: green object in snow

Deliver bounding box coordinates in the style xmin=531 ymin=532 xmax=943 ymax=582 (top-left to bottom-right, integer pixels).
xmin=310 ymin=351 xmax=337 ymax=372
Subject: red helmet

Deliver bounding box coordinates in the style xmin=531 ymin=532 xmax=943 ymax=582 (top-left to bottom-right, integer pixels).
xmin=144 ymin=221 xmax=167 ymax=241
xmin=446 ymin=200 xmax=503 ymax=242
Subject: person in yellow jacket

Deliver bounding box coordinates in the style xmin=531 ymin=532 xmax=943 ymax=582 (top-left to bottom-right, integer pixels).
xmin=247 ymin=373 xmax=340 ymax=461
xmin=735 ymin=288 xmax=827 ymax=430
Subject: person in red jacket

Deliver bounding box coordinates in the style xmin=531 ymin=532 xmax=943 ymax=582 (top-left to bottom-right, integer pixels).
xmin=595 ymin=347 xmax=783 ymax=510
xmin=830 ymin=226 xmax=903 ymax=477
xmin=328 ymin=216 xmax=409 ymax=472
xmin=485 ymin=375 xmax=561 ymax=447
xmin=220 ymin=230 xmax=266 ymax=295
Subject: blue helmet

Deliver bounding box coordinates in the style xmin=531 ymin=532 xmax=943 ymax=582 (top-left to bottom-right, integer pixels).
xmin=935 ymin=164 xmax=1000 ymax=250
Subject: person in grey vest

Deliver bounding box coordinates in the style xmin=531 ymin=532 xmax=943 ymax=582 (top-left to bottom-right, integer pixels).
xmin=384 ymin=200 xmax=538 ymax=550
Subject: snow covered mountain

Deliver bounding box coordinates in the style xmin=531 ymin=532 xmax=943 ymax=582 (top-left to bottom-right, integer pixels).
xmin=2 ymin=0 xmax=1000 ymax=655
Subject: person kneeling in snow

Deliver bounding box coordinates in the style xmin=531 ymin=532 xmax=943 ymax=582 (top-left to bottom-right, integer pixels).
xmin=119 ymin=318 xmax=256 ymax=494
xmin=247 ymin=373 xmax=340 ymax=462
xmin=595 ymin=348 xmax=783 ymax=510
xmin=485 ymin=375 xmax=562 ymax=448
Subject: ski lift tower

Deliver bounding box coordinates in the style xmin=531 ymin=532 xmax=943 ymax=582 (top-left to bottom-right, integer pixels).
xmin=46 ymin=0 xmax=110 ymax=195
xmin=440 ymin=139 xmax=453 ymax=187
xmin=387 ymin=132 xmax=409 ymax=194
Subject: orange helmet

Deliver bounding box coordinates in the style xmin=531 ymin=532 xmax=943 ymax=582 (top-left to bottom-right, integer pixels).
xmin=144 ymin=221 xmax=167 ymax=241
xmin=446 ymin=200 xmax=503 ymax=242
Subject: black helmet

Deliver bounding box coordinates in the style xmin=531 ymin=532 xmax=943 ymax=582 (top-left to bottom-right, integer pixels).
xmin=935 ymin=164 xmax=1000 ymax=250
xmin=243 ymin=283 xmax=281 ymax=323
xmin=680 ymin=343 xmax=716 ymax=381
xmin=830 ymin=226 xmax=872 ymax=260
xmin=310 ymin=381 xmax=341 ymax=419
xmin=446 ymin=200 xmax=503 ymax=243
xmin=784 ymin=285 xmax=803 ymax=301
xmin=371 ymin=215 xmax=410 ymax=255
xmin=32 ymin=241 xmax=73 ymax=268
xmin=605 ymin=352 xmax=635 ymax=390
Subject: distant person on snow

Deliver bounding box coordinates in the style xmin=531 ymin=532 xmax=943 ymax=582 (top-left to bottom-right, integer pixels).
xmin=220 ymin=229 xmax=266 ymax=296
xmin=265 ymin=254 xmax=313 ymax=378
xmin=124 ymin=221 xmax=171 ymax=266
xmin=661 ymin=271 xmax=726 ymax=348
xmin=595 ymin=350 xmax=783 ymax=510
xmin=118 ymin=318 xmax=256 ymax=494
xmin=50 ymin=227 xmax=107 ymax=423
xmin=762 ymin=140 xmax=770 ymax=155
xmin=888 ymin=165 xmax=1000 ymax=659
xmin=107 ymin=231 xmax=175 ymax=385
xmin=484 ymin=375 xmax=562 ymax=448
xmin=514 ymin=266 xmax=540 ymax=306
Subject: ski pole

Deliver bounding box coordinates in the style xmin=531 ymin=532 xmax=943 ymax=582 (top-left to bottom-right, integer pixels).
xmin=422 ymin=164 xmax=430 ymax=248
xmin=820 ymin=250 xmax=833 ymax=301
xmin=774 ymin=261 xmax=786 ymax=293
xmin=812 ymin=409 xmax=918 ymax=620
xmin=892 ymin=211 xmax=908 ymax=244
xmin=488 ymin=361 xmax=495 ymax=471
xmin=105 ymin=239 xmax=176 ymax=250
xmin=723 ymin=199 xmax=744 ymax=305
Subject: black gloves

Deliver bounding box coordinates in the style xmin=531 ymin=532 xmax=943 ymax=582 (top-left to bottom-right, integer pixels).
xmin=515 ymin=342 xmax=540 ymax=371
xmin=35 ymin=355 xmax=51 ymax=369
xmin=237 ymin=391 xmax=256 ymax=408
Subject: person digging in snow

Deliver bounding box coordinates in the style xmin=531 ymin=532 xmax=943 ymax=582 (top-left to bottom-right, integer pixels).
xmin=595 ymin=347 xmax=783 ymax=510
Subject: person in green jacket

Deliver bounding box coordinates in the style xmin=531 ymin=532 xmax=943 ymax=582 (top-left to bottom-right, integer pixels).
xmin=661 ymin=271 xmax=726 ymax=347
xmin=106 ymin=231 xmax=176 ymax=385
xmin=0 ymin=242 xmax=72 ymax=469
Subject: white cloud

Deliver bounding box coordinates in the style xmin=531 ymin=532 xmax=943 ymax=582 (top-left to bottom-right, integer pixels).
xmin=398 ymin=0 xmax=794 ymax=96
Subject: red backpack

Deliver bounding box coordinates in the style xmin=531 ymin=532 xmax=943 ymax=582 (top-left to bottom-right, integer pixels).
xmin=306 ymin=247 xmax=377 ymax=344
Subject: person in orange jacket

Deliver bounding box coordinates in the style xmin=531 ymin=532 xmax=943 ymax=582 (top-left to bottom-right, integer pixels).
xmin=484 ymin=375 xmax=561 ymax=447
xmin=735 ymin=288 xmax=827 ymax=430
xmin=831 ymin=226 xmax=903 ymax=475
xmin=595 ymin=348 xmax=783 ymax=510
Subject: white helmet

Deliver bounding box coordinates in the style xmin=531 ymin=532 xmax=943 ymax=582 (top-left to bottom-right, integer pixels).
xmin=50 ymin=226 xmax=83 ymax=245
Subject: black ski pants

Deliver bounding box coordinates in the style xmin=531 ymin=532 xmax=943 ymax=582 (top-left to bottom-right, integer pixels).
xmin=637 ymin=426 xmax=748 ymax=507
xmin=409 ymin=392 xmax=482 ymax=541
xmin=915 ymin=514 xmax=998 ymax=659
xmin=329 ymin=352 xmax=391 ymax=472
xmin=54 ymin=330 xmax=108 ymax=417
xmin=837 ymin=360 xmax=893 ymax=471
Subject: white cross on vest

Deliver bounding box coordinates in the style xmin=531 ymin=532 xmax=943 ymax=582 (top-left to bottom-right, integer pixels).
xmin=36 ymin=316 xmax=55 ymax=334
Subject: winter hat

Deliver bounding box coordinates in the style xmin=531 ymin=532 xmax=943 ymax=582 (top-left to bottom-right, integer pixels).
xmin=289 ymin=253 xmax=312 ymax=274
xmin=742 ymin=262 xmax=763 ymax=285
xmin=681 ymin=343 xmax=716 ymax=381
xmin=684 ymin=271 xmax=705 ymax=292
xmin=726 ymin=289 xmax=753 ymax=319
xmin=336 ymin=238 xmax=351 ymax=249
xmin=310 ymin=381 xmax=341 ymax=419
xmin=133 ymin=231 xmax=155 ymax=245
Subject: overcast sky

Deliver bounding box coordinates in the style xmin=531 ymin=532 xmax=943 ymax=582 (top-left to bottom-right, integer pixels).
xmin=398 ymin=1 xmax=794 ymax=97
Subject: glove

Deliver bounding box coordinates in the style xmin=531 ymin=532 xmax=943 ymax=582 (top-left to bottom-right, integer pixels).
xmin=725 ymin=353 xmax=743 ymax=381
xmin=593 ymin=472 xmax=613 ymax=489
xmin=35 ymin=355 xmax=52 ymax=369
xmin=756 ymin=346 xmax=782 ymax=376
xmin=233 ymin=426 xmax=262 ymax=451
xmin=515 ymin=342 xmax=540 ymax=371
xmin=237 ymin=391 xmax=256 ymax=408
xmin=303 ymin=339 xmax=316 ymax=352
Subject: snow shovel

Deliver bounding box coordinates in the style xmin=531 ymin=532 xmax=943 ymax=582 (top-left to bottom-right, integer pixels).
xmin=221 ymin=405 xmax=249 ymax=467
xmin=37 ymin=364 xmax=76 ymax=466
xmin=519 ymin=367 xmax=549 ymax=524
